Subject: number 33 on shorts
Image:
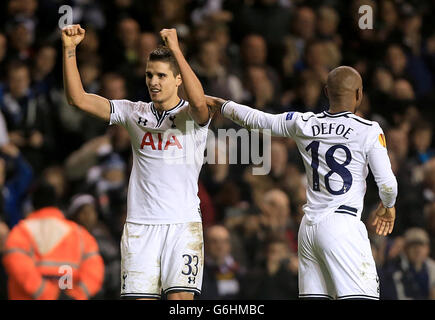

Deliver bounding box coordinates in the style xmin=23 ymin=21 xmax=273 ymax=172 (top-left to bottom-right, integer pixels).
xmin=182 ymin=254 xmax=199 ymax=284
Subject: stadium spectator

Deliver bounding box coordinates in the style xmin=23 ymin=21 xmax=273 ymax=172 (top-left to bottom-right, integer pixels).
xmin=151 ymin=0 xmax=189 ymax=33
xmin=207 ymin=23 xmax=239 ymax=72
xmin=426 ymin=202 xmax=435 ymax=261
xmin=385 ymin=127 xmax=426 ymax=236
xmin=289 ymin=70 xmax=326 ymax=113
xmin=1 ymin=60 xmax=55 ymax=172
xmin=67 ymin=194 xmax=121 ymax=300
xmin=238 ymin=34 xmax=282 ymax=99
xmin=410 ymin=121 xmax=434 ymax=165
xmin=280 ymin=35 xmax=299 ymax=90
xmin=190 ymin=0 xmax=233 ymax=27
xmin=31 ymin=44 xmax=57 ymax=96
xmin=67 ymin=0 xmax=106 ymax=31
xmin=291 ymin=6 xmax=316 ymax=56
xmin=240 ymin=236 xmax=298 ymax=299
xmin=233 ymin=0 xmax=292 ymax=48
xmin=385 ymin=42 xmax=433 ymax=99
xmin=198 ymin=181 xmax=217 ymax=229
xmin=377 ymin=0 xmax=399 ymax=42
xmin=228 ymin=188 xmax=296 ymax=267
xmin=191 ymin=39 xmax=243 ymax=101
xmin=269 ymin=139 xmax=288 ymax=183
xmin=102 ymin=0 xmax=153 ymax=33
xmin=5 ymin=20 xmax=34 ymax=62
xmin=241 ymin=65 xmax=277 ymax=111
xmin=64 ymin=124 xmax=130 ymax=182
xmin=0 ymin=143 xmax=33 ymax=228
xmin=104 ymin=17 xmax=140 ymax=72
xmin=380 ymin=228 xmax=435 ymax=299
xmin=2 ymin=182 xmax=104 ymax=299
xmin=41 ymin=166 xmax=68 ymax=210
xmin=78 ymin=55 xmax=101 ymax=95
xmin=316 ymin=6 xmax=341 ymax=47
xmin=295 ymin=40 xmax=337 ymax=84
xmin=85 ymin=153 xmax=127 ymax=239
xmin=0 ymin=33 xmax=8 ymax=81
xmin=423 ymin=158 xmax=435 ymax=204
xmin=200 ymin=225 xmax=244 ymax=299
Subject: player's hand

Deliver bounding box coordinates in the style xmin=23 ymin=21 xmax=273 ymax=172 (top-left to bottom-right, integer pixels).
xmin=160 ymin=28 xmax=180 ymax=52
xmin=371 ymin=203 xmax=396 ymax=236
xmin=205 ymin=95 xmax=226 ymax=114
xmin=61 ymin=24 xmax=85 ymax=48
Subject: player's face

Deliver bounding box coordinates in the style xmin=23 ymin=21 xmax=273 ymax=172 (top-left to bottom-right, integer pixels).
xmin=146 ymin=61 xmax=181 ymax=104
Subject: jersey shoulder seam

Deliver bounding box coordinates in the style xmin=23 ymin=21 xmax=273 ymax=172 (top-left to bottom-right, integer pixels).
xmin=301 ymin=112 xmax=316 ymax=122
xmin=348 ymin=115 xmax=373 ymax=126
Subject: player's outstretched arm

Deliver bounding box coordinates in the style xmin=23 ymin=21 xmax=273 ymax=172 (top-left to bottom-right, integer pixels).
xmin=160 ymin=29 xmax=209 ymax=125
xmin=367 ymin=130 xmax=398 ymax=236
xmin=205 ymin=95 xmax=226 ymax=114
xmin=62 ymin=24 xmax=110 ymax=122
xmin=205 ymin=95 xmax=293 ymax=138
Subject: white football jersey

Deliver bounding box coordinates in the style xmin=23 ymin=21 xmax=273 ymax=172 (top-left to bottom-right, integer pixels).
xmin=109 ymin=99 xmax=209 ymax=224
xmin=221 ymin=101 xmax=398 ymax=225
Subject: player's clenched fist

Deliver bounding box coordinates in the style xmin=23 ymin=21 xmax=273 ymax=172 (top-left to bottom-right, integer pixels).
xmin=62 ymin=24 xmax=85 ymax=48
xmin=160 ymin=28 xmax=180 ymax=52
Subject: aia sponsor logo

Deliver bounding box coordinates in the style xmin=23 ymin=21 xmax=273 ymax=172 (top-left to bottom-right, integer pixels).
xmin=140 ymin=131 xmax=182 ymax=150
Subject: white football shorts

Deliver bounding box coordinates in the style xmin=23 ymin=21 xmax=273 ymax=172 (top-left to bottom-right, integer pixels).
xmin=120 ymin=221 xmax=204 ymax=299
xmin=298 ymin=211 xmax=379 ymax=300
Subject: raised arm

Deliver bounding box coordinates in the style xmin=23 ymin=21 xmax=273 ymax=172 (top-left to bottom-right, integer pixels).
xmin=206 ymin=95 xmax=294 ymax=137
xmin=62 ymin=24 xmax=110 ymax=121
xmin=160 ymin=29 xmax=209 ymax=125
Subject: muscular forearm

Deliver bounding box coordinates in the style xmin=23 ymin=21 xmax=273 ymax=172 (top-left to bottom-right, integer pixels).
xmin=61 ymin=25 xmax=110 ymax=121
xmin=172 ymin=49 xmax=208 ymax=123
xmin=205 ymin=95 xmax=226 ymax=112
xmin=62 ymin=46 xmax=86 ymax=106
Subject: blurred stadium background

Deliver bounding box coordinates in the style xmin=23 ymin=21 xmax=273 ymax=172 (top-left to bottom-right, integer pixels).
xmin=0 ymin=0 xmax=434 ymax=300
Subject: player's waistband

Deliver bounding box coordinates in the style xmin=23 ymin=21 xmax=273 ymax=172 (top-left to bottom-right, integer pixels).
xmin=334 ymin=205 xmax=358 ymax=217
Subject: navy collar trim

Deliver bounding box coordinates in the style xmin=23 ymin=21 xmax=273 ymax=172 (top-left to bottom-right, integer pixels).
xmin=151 ymin=99 xmax=184 ymax=127
xmin=323 ymin=110 xmax=352 ymax=117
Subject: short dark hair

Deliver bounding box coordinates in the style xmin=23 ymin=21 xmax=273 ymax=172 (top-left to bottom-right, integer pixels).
xmin=31 ymin=180 xmax=59 ymax=210
xmin=148 ymin=46 xmax=180 ymax=76
xmin=7 ymin=60 xmax=29 ymax=77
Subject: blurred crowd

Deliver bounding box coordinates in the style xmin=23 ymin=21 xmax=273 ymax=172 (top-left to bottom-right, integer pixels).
xmin=0 ymin=0 xmax=434 ymax=300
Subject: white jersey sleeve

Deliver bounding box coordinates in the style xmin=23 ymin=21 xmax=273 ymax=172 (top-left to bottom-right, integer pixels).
xmin=109 ymin=99 xmax=138 ymax=127
xmin=221 ymin=100 xmax=299 ymax=137
xmin=366 ymin=123 xmax=398 ymax=208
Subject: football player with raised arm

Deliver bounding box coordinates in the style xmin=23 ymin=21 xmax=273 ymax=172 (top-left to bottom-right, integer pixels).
xmin=206 ymin=66 xmax=398 ymax=300
xmin=62 ymin=25 xmax=211 ymax=300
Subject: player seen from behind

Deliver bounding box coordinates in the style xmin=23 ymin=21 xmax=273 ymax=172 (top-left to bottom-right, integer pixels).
xmin=206 ymin=66 xmax=398 ymax=300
